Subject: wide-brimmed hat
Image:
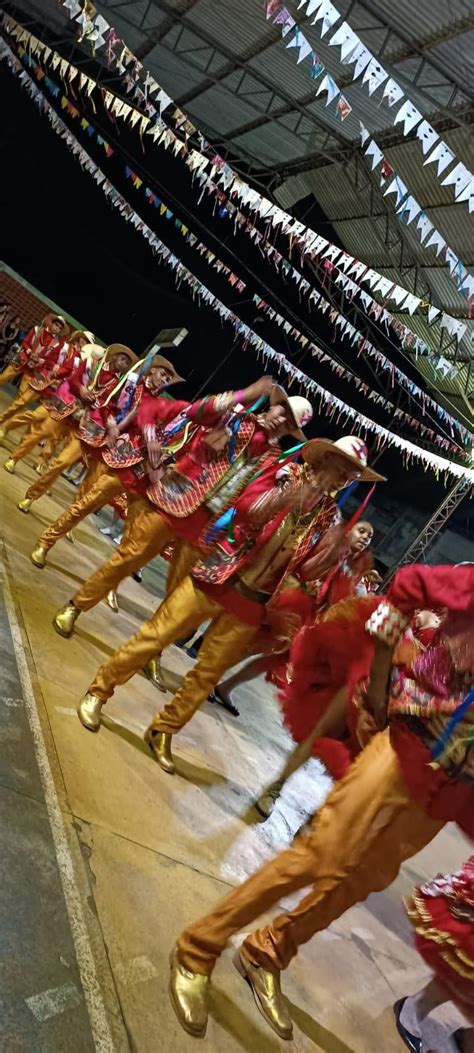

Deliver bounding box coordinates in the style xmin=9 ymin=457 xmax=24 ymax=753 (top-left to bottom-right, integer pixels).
xmin=150 ymin=353 xmax=185 ymax=385
xmin=43 ymin=312 xmax=68 ymax=334
xmin=69 ymin=329 xmax=95 ymax=346
xmin=302 ymin=435 xmax=386 ymax=482
xmin=270 ymin=386 xmax=313 ymax=441
xmin=105 ymin=343 xmax=138 ymax=366
xmin=80 ymin=342 xmax=106 ymax=364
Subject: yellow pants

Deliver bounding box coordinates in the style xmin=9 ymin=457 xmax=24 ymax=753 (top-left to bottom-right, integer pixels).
xmin=89 ymin=575 xmax=258 ymax=732
xmin=178 ymin=730 xmax=444 ymax=975
xmin=0 ymin=378 xmax=37 ymax=425
xmin=11 ymin=413 xmax=64 ymax=464
xmin=73 ymin=495 xmax=172 ymax=609
xmin=1 ymin=403 xmax=48 ymax=436
xmin=0 ymin=364 xmax=24 ymax=388
xmin=34 ymin=457 xmax=108 ymax=543
xmin=25 ymin=435 xmax=82 ymax=501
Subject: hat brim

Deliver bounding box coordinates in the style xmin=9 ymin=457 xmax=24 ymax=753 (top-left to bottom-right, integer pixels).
xmin=106 ymin=344 xmax=138 ymax=366
xmin=270 ymin=385 xmax=307 ymax=442
xmin=302 ymin=439 xmax=386 ymax=482
xmin=151 ymin=354 xmax=185 ymax=385
xmin=44 ymin=312 xmax=68 ymax=334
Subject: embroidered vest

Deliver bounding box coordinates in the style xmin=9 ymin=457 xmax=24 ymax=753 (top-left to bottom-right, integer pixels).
xmin=147 ymin=417 xmax=257 ymax=518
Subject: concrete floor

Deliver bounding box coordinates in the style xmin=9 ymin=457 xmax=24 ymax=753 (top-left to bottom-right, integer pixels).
xmin=0 ymin=389 xmax=470 ymax=1053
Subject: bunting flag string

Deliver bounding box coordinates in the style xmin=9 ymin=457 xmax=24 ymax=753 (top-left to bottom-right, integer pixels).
xmin=26 ymin=5 xmax=471 ymax=336
xmin=7 ymin=32 xmax=469 ymax=454
xmin=3 ymin=12 xmax=471 ymax=443
xmin=294 ymin=0 xmax=474 ymax=214
xmin=2 ymin=35 xmax=472 ymax=483
xmin=266 ymin=3 xmax=473 ymax=304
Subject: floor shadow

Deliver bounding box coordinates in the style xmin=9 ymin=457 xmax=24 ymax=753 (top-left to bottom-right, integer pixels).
xmin=100 ymin=716 xmax=151 ymax=757
xmin=211 ymin=986 xmax=282 ymax=1053
xmin=73 ymin=628 xmax=118 ymax=658
xmin=287 ymin=998 xmax=357 ymax=1053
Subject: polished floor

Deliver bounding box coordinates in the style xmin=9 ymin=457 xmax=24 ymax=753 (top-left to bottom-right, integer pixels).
xmin=0 ymin=389 xmax=470 ymax=1053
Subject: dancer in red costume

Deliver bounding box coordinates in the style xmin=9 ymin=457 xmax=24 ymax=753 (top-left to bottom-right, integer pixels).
xmin=168 ymin=564 xmax=473 ymax=1041
xmin=394 ymin=857 xmax=474 ymax=1052
xmin=0 ymin=313 xmax=68 ymax=430
xmin=209 ymin=518 xmax=378 ymax=718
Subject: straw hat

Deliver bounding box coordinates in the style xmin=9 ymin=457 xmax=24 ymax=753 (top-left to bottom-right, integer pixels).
xmin=80 ymin=342 xmax=106 ymax=365
xmin=302 ymin=435 xmax=386 ymax=482
xmin=105 ymin=343 xmax=138 ymax=366
xmin=69 ymin=329 xmax=95 ymax=346
xmin=43 ymin=312 xmax=68 ymax=333
xmin=150 ymin=353 xmax=185 ymax=385
xmin=270 ymin=385 xmax=313 ymax=441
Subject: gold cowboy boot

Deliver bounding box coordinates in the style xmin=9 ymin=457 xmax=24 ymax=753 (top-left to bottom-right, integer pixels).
xmin=233 ymin=948 xmax=293 ymax=1040
xmin=77 ymin=693 xmax=104 ymax=732
xmin=53 ymin=602 xmax=80 ymax=638
xmin=168 ymin=948 xmax=210 ymax=1037
xmin=143 ymin=727 xmax=175 ymax=774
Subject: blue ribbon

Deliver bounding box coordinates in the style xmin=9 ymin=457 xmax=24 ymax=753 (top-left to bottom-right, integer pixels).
xmin=431 ymin=688 xmax=474 ymax=761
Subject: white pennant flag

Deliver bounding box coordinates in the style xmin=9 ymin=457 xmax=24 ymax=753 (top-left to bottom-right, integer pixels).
xmin=397 ymin=195 xmax=421 ymax=225
xmin=362 ymin=57 xmax=388 ymax=96
xmin=359 ymin=122 xmax=370 ymax=146
xmin=311 ymin=0 xmax=339 ymax=35
xmin=374 ymin=276 xmax=394 ymax=297
xmin=384 ymin=176 xmax=408 ymax=206
xmin=425 ymin=229 xmax=446 ymax=256
xmin=427 ymin=306 xmax=441 ymax=324
xmin=382 ymin=78 xmax=404 ymax=107
xmin=316 ymin=73 xmax=340 ymax=105
xmin=364 ymin=140 xmax=383 ymax=170
xmin=440 ymin=315 xmax=467 ymax=343
xmin=394 ymin=99 xmax=423 ymax=135
xmin=415 ymin=119 xmax=439 ymax=156
xmin=445 ymin=247 xmax=461 ymax=277
xmin=416 ymin=212 xmax=434 ymax=243
xmin=286 ymin=30 xmax=313 ymax=63
xmin=390 ymin=284 xmax=411 ymax=306
xmin=328 ymin=22 xmax=360 ymax=62
xmin=455 ymin=176 xmax=474 ymax=212
xmin=401 ymin=293 xmax=421 ymax=314
xmin=347 ymin=41 xmax=371 ymax=78
xmin=424 ymin=140 xmax=455 ymax=176
xmin=129 ymin=109 xmax=141 ymax=128
xmin=441 ymin=161 xmax=472 ymax=198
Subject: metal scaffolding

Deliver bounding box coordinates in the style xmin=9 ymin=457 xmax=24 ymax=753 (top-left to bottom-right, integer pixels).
xmin=382 ymin=478 xmax=473 ymax=587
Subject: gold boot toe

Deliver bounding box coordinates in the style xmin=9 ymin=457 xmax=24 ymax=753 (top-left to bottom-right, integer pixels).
xmin=31 ymin=544 xmax=48 ymax=569
xmin=234 ymin=949 xmax=293 ymax=1040
xmin=18 ymin=497 xmax=33 ymax=514
xmin=169 ymin=949 xmax=209 ymax=1037
xmin=144 ymin=728 xmax=175 ymax=774
xmin=77 ymin=693 xmax=104 ymax=732
xmin=143 ymin=655 xmax=167 ymax=691
xmin=4 ymin=458 xmax=16 ymax=474
xmin=106 ymin=590 xmax=119 ymax=613
xmin=53 ymin=603 xmax=80 ymax=638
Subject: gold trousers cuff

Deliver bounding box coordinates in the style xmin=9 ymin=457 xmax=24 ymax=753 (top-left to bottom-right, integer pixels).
xmin=177 ymin=730 xmax=444 ymax=976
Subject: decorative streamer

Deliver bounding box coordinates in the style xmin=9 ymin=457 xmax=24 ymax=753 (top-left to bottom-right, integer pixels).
xmin=2 ymin=35 xmax=472 ymax=485
xmin=4 ymin=14 xmax=471 ymax=409
xmin=7 ymin=29 xmax=468 ymax=452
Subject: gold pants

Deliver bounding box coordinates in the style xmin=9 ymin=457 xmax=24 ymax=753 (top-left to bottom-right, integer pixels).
xmin=177 ymin=731 xmax=444 ymax=975
xmin=89 ymin=574 xmax=258 ymax=727
xmin=25 ymin=436 xmax=82 ymax=501
xmin=11 ymin=414 xmax=64 ymax=464
xmin=0 ymin=364 xmax=24 ymax=388
xmin=35 ymin=458 xmax=109 ymax=546
xmin=74 ymin=496 xmax=174 ymax=610
xmin=0 ymin=378 xmax=37 ymax=425
xmin=2 ymin=403 xmax=48 ymax=436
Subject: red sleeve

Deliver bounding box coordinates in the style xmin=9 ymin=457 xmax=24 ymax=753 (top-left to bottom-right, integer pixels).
xmin=185 ymin=394 xmax=235 ymax=427
xmin=388 ymin=565 xmax=474 ymax=616
xmin=68 ymin=363 xmax=86 ymax=397
xmin=22 ymin=327 xmax=36 ymax=351
xmin=138 ymin=395 xmax=190 ymax=429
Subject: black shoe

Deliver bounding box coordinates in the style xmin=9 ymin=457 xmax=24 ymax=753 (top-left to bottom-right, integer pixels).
xmin=132 ymin=571 xmax=142 ymax=583
xmin=393 ymin=999 xmax=422 ymax=1053
xmin=208 ymin=689 xmax=240 ymax=717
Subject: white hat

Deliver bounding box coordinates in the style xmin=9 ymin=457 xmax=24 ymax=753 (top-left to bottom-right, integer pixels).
xmin=303 ymin=434 xmax=386 ymax=482
xmin=270 ymin=386 xmax=313 ymax=441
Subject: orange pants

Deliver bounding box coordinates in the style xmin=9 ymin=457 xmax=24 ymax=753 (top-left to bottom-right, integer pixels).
xmin=178 ymin=730 xmax=444 ymax=975
xmin=89 ymin=574 xmax=258 ymax=731
xmin=0 ymin=377 xmax=37 ymax=425
xmin=10 ymin=414 xmax=65 ymax=464
xmin=25 ymin=437 xmax=84 ymax=501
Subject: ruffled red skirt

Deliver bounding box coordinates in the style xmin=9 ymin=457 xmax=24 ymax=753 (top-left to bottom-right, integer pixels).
xmin=406 ymin=858 xmax=474 ymax=1007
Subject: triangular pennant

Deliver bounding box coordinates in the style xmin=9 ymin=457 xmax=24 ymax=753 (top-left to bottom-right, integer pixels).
xmin=424 ymin=140 xmax=455 ymax=176
xmin=383 ymin=176 xmax=408 ymax=206
xmin=362 ymin=57 xmax=388 ymax=97
xmin=455 ymin=175 xmax=474 ymax=212
xmin=328 ymin=22 xmax=359 ymax=62
xmin=394 ymin=99 xmax=423 ymax=135
xmin=415 ymin=119 xmax=439 ymax=156
xmin=347 ymin=41 xmax=371 ymax=79
xmin=316 ymin=72 xmax=340 ymax=105
xmin=397 ymin=194 xmax=421 ymax=225
xmin=364 ymin=140 xmax=383 ymax=170
xmin=425 ymin=229 xmax=446 ymax=256
xmin=416 ymin=212 xmax=434 ymax=244
xmin=382 ymin=78 xmax=403 ymax=107
xmin=441 ymin=161 xmax=472 ymax=198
